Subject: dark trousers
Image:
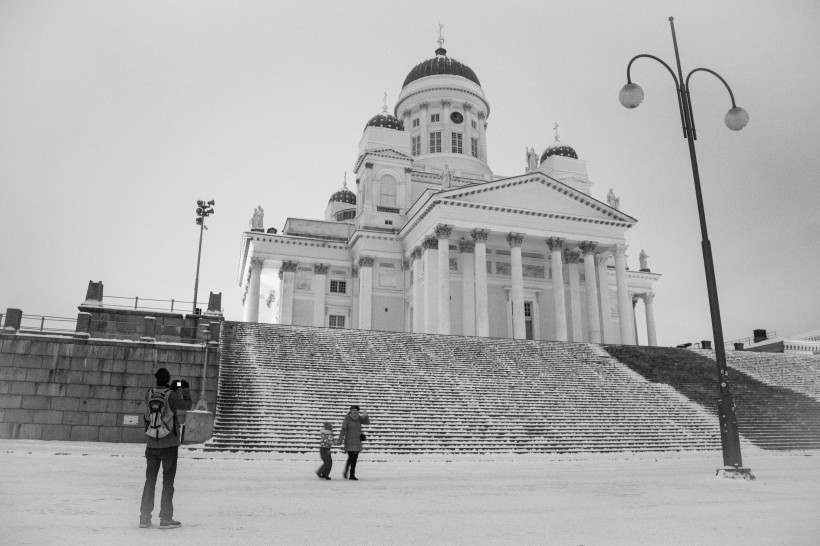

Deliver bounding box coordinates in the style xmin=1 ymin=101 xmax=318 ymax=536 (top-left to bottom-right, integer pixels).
xmin=345 ymin=451 xmax=359 ymax=478
xmin=140 ymin=446 xmax=178 ymax=522
xmin=317 ymin=447 xmax=333 ymax=477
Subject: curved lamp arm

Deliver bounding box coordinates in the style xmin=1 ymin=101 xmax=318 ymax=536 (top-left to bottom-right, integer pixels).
xmin=686 ymin=68 xmax=738 ymax=107
xmin=624 ymin=54 xmax=687 ymax=137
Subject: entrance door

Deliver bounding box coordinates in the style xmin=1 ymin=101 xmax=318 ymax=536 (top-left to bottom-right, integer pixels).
xmin=524 ymin=301 xmax=534 ymax=340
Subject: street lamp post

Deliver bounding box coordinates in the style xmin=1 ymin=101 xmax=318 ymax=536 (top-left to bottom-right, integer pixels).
xmin=193 ymin=199 xmax=215 ymax=314
xmin=620 ymin=17 xmax=753 ymax=478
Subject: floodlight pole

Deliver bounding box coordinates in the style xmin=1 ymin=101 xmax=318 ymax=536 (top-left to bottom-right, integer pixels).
xmin=193 ymin=200 xmax=215 ymax=314
xmin=620 ymin=17 xmax=753 ymax=478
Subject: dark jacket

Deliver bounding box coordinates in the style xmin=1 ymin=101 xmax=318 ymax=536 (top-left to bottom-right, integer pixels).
xmin=338 ymin=411 xmax=370 ymax=452
xmin=145 ymin=386 xmax=193 ymax=449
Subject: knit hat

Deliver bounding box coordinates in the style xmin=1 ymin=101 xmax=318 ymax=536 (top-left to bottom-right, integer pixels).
xmin=323 ymin=421 xmax=333 ymax=431
xmin=154 ymin=368 xmax=171 ymax=386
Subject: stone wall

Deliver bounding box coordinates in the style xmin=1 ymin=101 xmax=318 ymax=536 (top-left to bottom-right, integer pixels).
xmin=0 ymin=332 xmax=219 ymax=443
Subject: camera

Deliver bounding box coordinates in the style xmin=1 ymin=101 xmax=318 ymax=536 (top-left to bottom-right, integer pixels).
xmin=170 ymin=379 xmax=189 ymax=390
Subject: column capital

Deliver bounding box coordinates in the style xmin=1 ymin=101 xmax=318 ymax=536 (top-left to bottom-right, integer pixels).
xmin=459 ymin=240 xmax=475 ymax=253
xmin=441 ymin=99 xmax=452 ymax=107
xmin=351 ymin=267 xmax=359 ymax=278
xmin=314 ymin=263 xmax=329 ymax=275
xmin=595 ymin=251 xmax=611 ymax=266
xmin=477 ymin=111 xmax=486 ymax=119
xmin=358 ymin=256 xmax=375 ymax=268
xmin=612 ymin=243 xmax=629 ymax=258
xmin=578 ymin=241 xmax=597 ymax=255
xmin=463 ymin=102 xmax=473 ymax=111
xmin=419 ymin=101 xmax=429 ymax=110
xmin=422 ymin=236 xmax=439 ymax=250
xmin=404 ymin=167 xmax=413 ymax=173
xmin=364 ymin=162 xmax=373 ymax=170
xmin=402 ymin=108 xmax=411 ymax=117
xmin=250 ymin=256 xmax=265 ymax=269
xmin=410 ymin=246 xmax=422 ymax=260
xmin=506 ymin=232 xmax=524 ymax=247
xmin=545 ymin=237 xmax=564 ymax=252
xmin=435 ymin=224 xmax=452 ymax=240
xmin=636 ymin=292 xmax=655 ymax=304
xmin=281 ymin=260 xmax=298 ymax=273
xmin=471 ymin=228 xmax=489 ymax=242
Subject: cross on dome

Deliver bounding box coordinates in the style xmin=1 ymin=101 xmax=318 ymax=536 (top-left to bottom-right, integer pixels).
xmin=382 ymin=92 xmax=388 ymax=113
xmin=437 ymin=23 xmax=445 ymax=49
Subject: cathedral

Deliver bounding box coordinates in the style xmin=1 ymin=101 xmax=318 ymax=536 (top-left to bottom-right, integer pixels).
xmin=238 ymin=36 xmax=660 ymax=345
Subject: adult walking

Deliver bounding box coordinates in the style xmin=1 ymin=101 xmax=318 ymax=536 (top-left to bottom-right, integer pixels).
xmin=337 ymin=405 xmax=370 ymax=480
xmin=139 ymin=367 xmax=192 ymax=529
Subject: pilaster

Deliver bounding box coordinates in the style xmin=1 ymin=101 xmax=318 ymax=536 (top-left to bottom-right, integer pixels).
xmin=507 ymin=232 xmax=525 ymax=339
xmin=471 ymin=228 xmax=490 ymax=337
xmin=579 ymin=241 xmax=601 ymax=343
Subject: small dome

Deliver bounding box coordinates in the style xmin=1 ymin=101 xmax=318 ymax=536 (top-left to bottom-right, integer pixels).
xmin=365 ymin=112 xmax=404 ymax=131
xmin=402 ymin=47 xmax=481 ymax=88
xmin=540 ymin=124 xmax=578 ymax=163
xmin=328 ymin=184 xmax=356 ymax=205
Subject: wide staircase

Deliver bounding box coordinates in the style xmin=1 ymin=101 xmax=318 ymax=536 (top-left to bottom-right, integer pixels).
xmin=206 ymin=322 xmax=725 ymax=453
xmin=603 ymin=346 xmax=820 ymax=451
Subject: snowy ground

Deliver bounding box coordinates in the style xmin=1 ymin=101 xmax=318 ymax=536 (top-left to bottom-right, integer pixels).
xmin=1 ymin=440 xmax=818 ymax=545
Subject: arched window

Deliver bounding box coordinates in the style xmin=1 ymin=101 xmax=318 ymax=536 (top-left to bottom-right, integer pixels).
xmin=380 ymin=176 xmax=397 ymax=208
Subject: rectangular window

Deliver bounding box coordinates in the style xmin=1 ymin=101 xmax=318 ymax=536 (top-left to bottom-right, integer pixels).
xmin=330 ymin=280 xmax=347 ymax=294
xmin=471 ymin=120 xmax=477 ymax=129
xmin=524 ymin=301 xmax=532 ymax=318
xmin=329 ymin=315 xmax=345 ymax=329
xmin=451 ymin=132 xmax=463 ymax=154
xmin=431 ymin=113 xmax=440 ymax=123
xmin=430 ymin=131 xmax=442 ymax=153
xmin=471 ymin=137 xmax=478 ymax=158
xmin=412 ymin=135 xmax=421 ymax=156
xmin=449 ymin=257 xmax=458 ymax=271
xmin=412 ymin=118 xmax=419 ymax=128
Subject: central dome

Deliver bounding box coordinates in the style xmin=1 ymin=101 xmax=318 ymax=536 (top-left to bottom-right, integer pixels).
xmin=402 ymin=47 xmax=481 ymax=88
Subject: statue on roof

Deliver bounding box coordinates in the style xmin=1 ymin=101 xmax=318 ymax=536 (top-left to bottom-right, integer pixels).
xmin=607 ymin=188 xmax=620 ymax=210
xmin=526 ymin=147 xmax=538 ymax=172
xmin=639 ymin=249 xmax=650 ymax=271
xmin=250 ymin=205 xmax=264 ymax=231
xmin=441 ymin=164 xmax=453 ymax=188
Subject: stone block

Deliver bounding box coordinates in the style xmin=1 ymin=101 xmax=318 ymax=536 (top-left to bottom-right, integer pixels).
xmin=0 ymin=393 xmax=23 ymax=408
xmin=62 ymin=411 xmax=89 ymax=425
xmin=21 ymin=396 xmax=50 ymax=410
xmin=79 ymin=398 xmax=108 ymax=412
xmin=0 ymin=380 xmax=8 ymax=393
xmin=31 ymin=341 xmax=55 ymax=356
xmin=15 ymin=354 xmax=44 ymax=368
xmin=112 ymin=346 xmax=125 ymax=360
xmin=180 ymin=363 xmax=200 ymax=378
xmin=66 ymin=370 xmax=84 ymax=383
xmin=70 ymin=426 xmax=98 ymax=441
xmin=109 ymin=360 xmax=126 ymax=373
xmin=33 ymin=410 xmax=63 ymax=424
xmin=98 ymin=426 xmax=122 ymax=442
xmin=71 ymin=344 xmax=88 ymax=358
xmin=96 ymin=385 xmax=123 ymax=399
xmin=42 ymin=424 xmax=72 ymax=441
xmin=10 ymin=381 xmax=36 ymax=396
xmin=122 ymin=427 xmax=145 ymax=443
xmin=14 ymin=340 xmax=31 ymax=354
xmin=84 ymin=280 xmax=104 ymax=303
xmin=4 ymin=408 xmax=34 ymax=422
xmin=36 ymin=383 xmax=65 ymax=397
xmin=0 ymin=367 xmax=26 ymax=381
xmin=25 ymin=368 xmax=52 ymax=382
xmin=0 ymin=351 xmax=15 ymax=368
xmin=0 ymin=423 xmax=16 ymax=438
xmin=18 ymin=424 xmax=43 ymax=439
xmin=126 ymin=347 xmax=144 ymax=361
xmin=83 ymin=358 xmax=102 ymax=372
xmin=123 ymin=387 xmax=145 ymax=401
xmin=125 ymin=360 xmax=151 ymax=375
xmin=106 ymin=399 xmax=124 ymax=413
xmin=49 ymin=369 xmax=69 ymax=384
xmin=109 ymin=372 xmax=125 ymax=386
xmin=50 ymin=397 xmax=80 ymax=411
xmin=88 ymin=412 xmax=116 ymax=426
xmin=83 ymin=371 xmax=110 ymax=385
xmin=123 ymin=374 xmax=147 ymax=388
xmin=65 ymin=384 xmax=92 ymax=398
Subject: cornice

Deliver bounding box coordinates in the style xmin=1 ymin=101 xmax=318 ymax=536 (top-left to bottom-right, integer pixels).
xmin=395 ymin=85 xmax=490 ymax=119
xmin=353 ymin=148 xmax=413 ymax=173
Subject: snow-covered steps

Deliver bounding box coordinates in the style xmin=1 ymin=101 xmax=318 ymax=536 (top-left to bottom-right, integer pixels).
xmin=603 ymin=345 xmax=820 ymax=451
xmin=206 ymin=323 xmax=727 ymax=454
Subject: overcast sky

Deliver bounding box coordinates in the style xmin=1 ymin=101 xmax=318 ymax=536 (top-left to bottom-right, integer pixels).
xmin=1 ymin=0 xmax=818 ymax=347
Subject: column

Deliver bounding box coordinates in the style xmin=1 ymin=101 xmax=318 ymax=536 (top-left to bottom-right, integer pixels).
xmin=472 ymin=228 xmax=490 ymax=337
xmin=596 ymin=251 xmax=613 ymax=344
xmin=579 ymin=241 xmax=601 ymax=343
xmin=312 ymin=263 xmax=328 ymax=327
xmin=566 ymin=250 xmax=583 ymax=341
xmin=419 ymin=102 xmax=429 ymax=155
xmin=442 ymin=99 xmax=452 ymax=153
xmin=643 ymin=292 xmax=658 ymax=346
xmin=477 ymin=111 xmax=488 ymax=162
xmin=632 ymin=297 xmax=640 ymax=346
xmin=401 ymin=108 xmax=411 ymax=134
xmin=460 ymin=239 xmax=476 ymax=336
xmin=351 ymin=267 xmax=359 ymax=328
xmin=243 ymin=257 xmax=264 ymax=323
xmin=435 ymin=224 xmax=452 ymax=334
xmin=612 ymin=244 xmax=635 ymax=345
xmin=546 ymin=238 xmax=567 ymax=341
xmin=358 ymin=256 xmax=374 ymax=330
xmin=422 ymin=236 xmax=438 ymax=333
xmin=507 ymin=232 xmax=525 ymax=339
xmin=279 ymin=261 xmax=297 ymax=325
xmin=411 ymin=247 xmax=423 ymax=333
xmin=463 ymin=102 xmax=474 ymax=157
xmin=402 ymin=167 xmax=412 ymax=211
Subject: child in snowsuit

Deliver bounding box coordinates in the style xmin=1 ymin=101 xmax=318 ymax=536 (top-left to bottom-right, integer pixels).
xmin=316 ymin=422 xmax=334 ymax=480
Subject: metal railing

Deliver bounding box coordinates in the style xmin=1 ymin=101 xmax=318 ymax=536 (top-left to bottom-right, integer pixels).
xmin=18 ymin=314 xmax=77 ymax=334
xmin=101 ymin=295 xmax=194 ymax=313
xmin=691 ymin=331 xmax=778 ymax=350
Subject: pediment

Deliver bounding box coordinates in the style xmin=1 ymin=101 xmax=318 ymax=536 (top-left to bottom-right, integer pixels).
xmin=439 ymin=173 xmax=634 ymax=224
xmin=354 ymin=148 xmax=413 ymax=172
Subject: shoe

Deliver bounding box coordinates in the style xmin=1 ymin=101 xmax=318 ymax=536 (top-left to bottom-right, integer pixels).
xmin=343 ymin=469 xmax=348 ymax=479
xmin=159 ymin=519 xmax=181 ymax=530
xmin=316 ymin=471 xmax=324 ymax=479
xmin=324 ymin=476 xmax=332 ymax=480
xmin=349 ymin=476 xmax=358 ymax=481
xmin=139 ymin=521 xmax=152 ymax=529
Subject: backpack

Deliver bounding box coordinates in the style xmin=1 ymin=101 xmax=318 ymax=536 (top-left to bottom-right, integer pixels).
xmin=144 ymin=387 xmax=176 ymax=440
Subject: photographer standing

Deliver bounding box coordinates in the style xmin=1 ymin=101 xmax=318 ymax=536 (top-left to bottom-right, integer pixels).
xmin=139 ymin=367 xmax=192 ymax=529
xmin=337 ymin=405 xmax=370 ymax=480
